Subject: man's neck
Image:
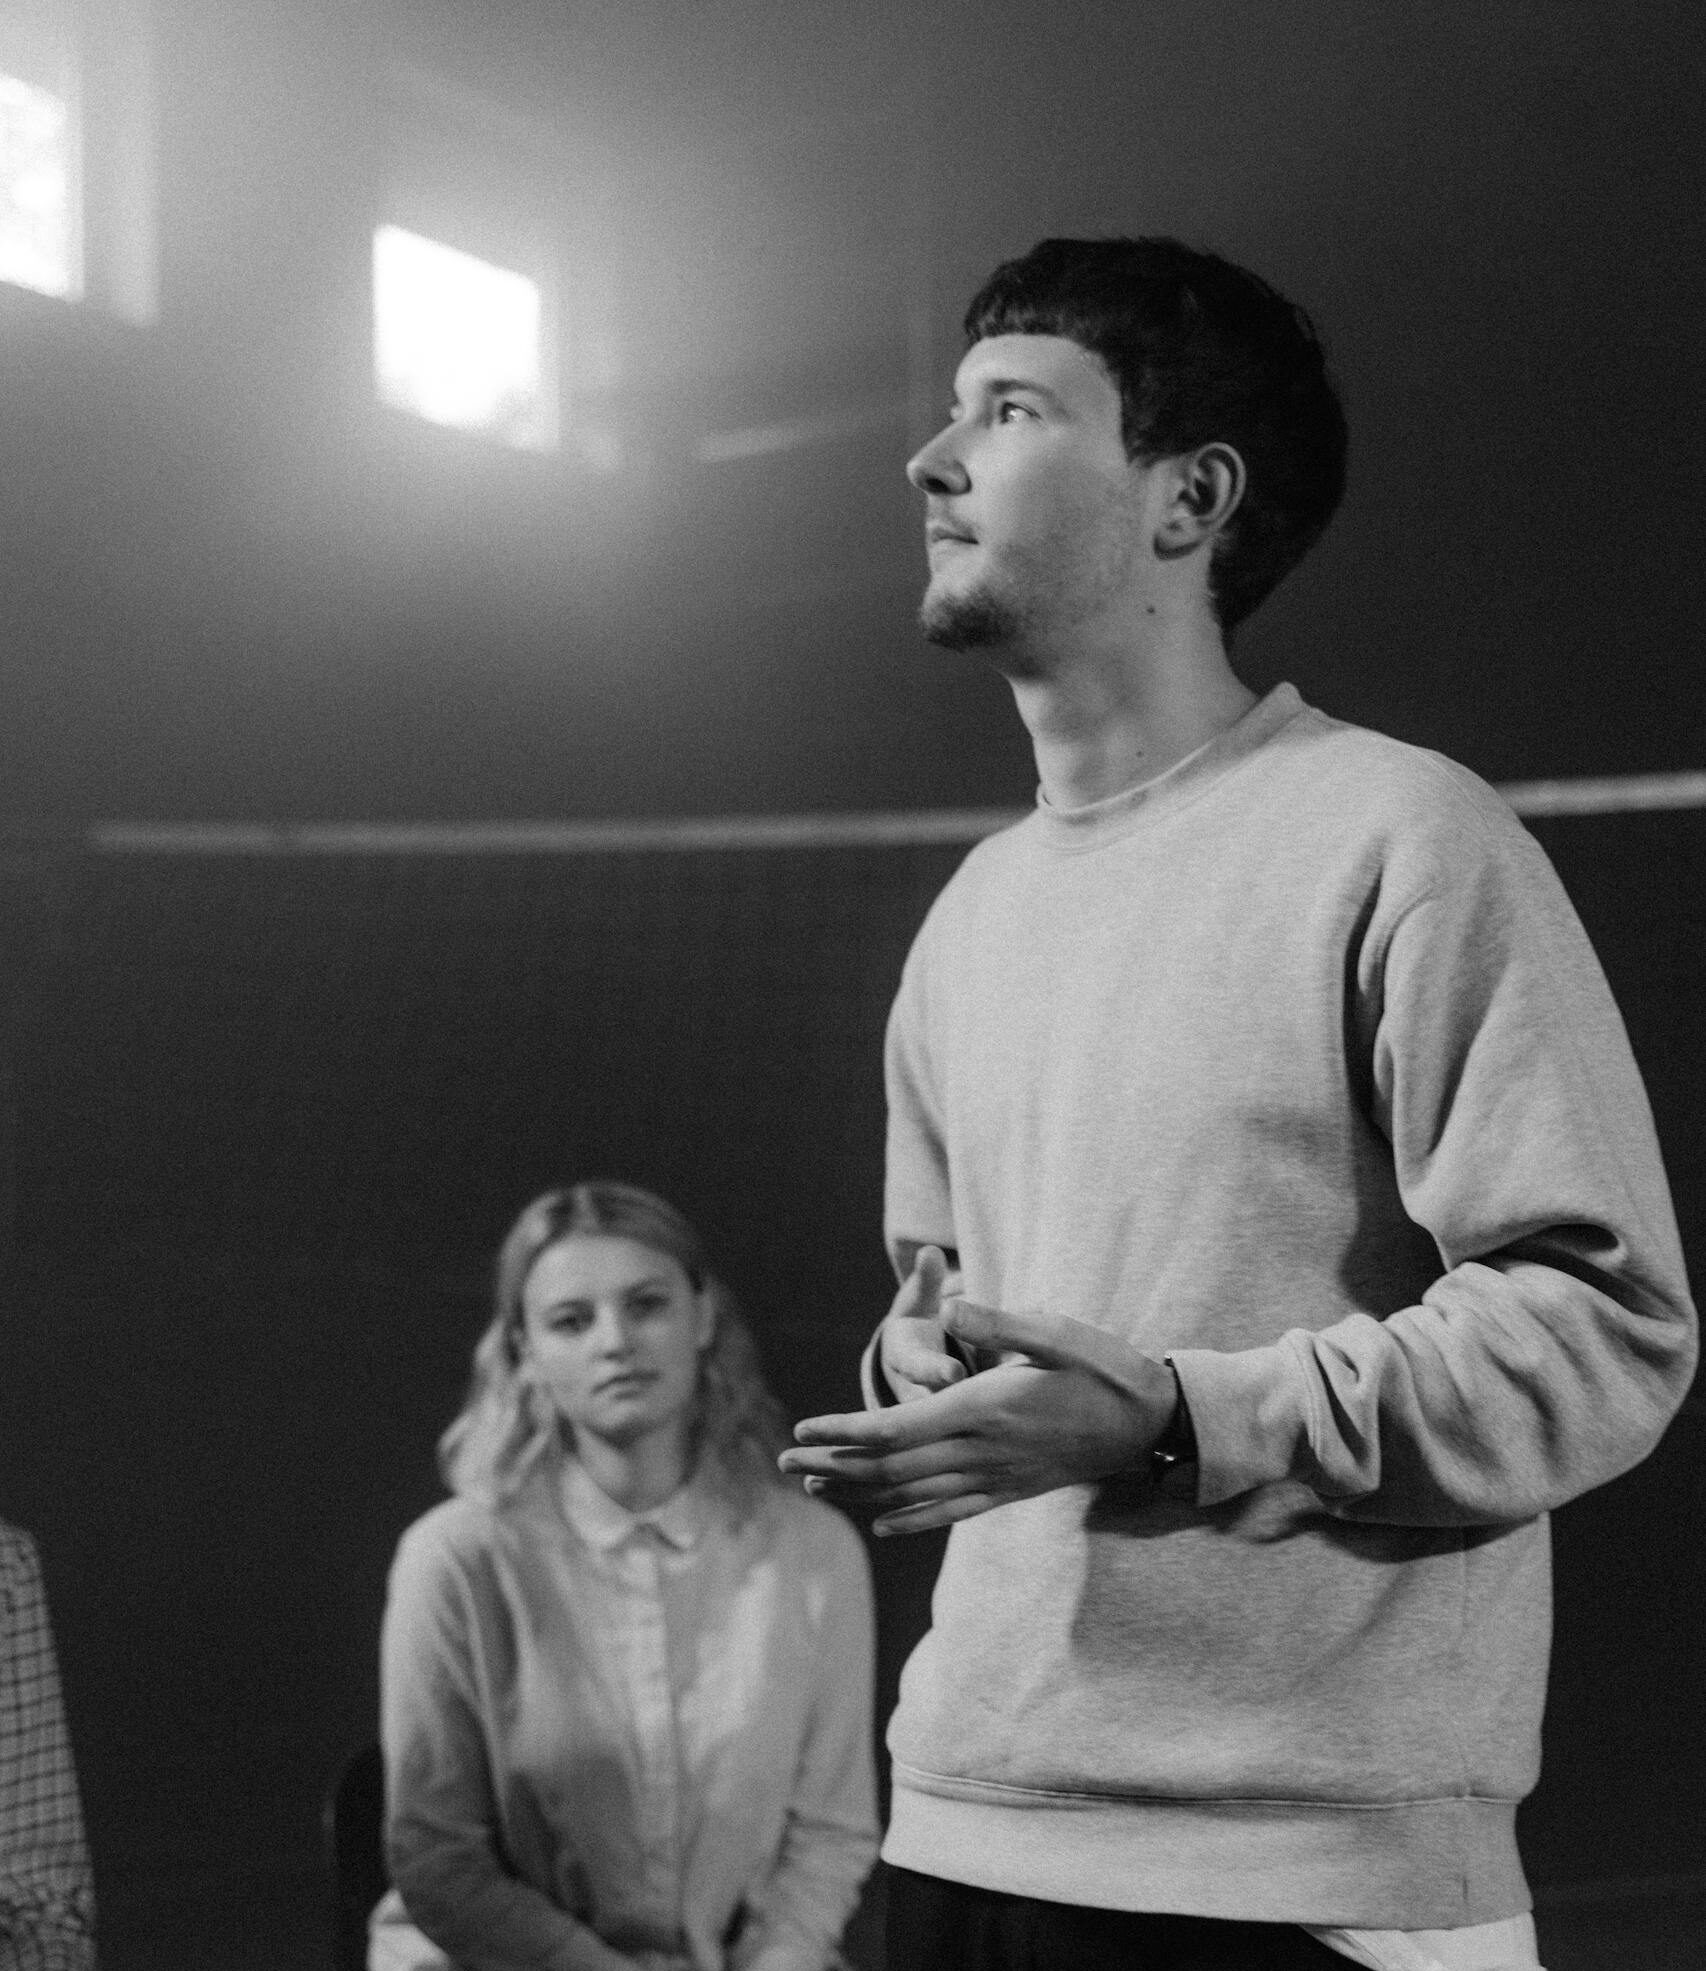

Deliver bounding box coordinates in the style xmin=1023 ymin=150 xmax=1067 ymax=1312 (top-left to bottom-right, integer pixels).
xmin=1009 ymin=620 xmax=1256 ymax=810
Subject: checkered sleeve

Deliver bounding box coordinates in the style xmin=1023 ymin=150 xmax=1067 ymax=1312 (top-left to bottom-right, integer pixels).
xmin=0 ymin=1526 xmax=96 ymax=1971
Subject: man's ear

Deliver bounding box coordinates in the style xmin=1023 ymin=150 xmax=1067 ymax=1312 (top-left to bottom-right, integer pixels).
xmin=1154 ymin=442 xmax=1246 ymax=556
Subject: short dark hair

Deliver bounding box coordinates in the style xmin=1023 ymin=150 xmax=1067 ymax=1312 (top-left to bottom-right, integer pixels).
xmin=964 ymin=237 xmax=1347 ymax=631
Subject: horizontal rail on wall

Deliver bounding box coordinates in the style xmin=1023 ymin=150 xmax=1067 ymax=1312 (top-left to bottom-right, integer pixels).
xmin=1500 ymin=769 xmax=1706 ymax=818
xmin=85 ymin=812 xmax=1031 ymax=855
xmin=81 ymin=767 xmax=1706 ymax=856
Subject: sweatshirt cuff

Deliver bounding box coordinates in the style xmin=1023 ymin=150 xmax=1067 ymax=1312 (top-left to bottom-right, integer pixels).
xmin=859 ymin=1327 xmax=895 ymax=1409
xmin=1167 ymin=1340 xmax=1313 ymax=1508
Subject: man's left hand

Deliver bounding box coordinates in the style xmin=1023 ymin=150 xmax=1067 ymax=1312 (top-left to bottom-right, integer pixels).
xmin=779 ymin=1300 xmax=1179 ymax=1535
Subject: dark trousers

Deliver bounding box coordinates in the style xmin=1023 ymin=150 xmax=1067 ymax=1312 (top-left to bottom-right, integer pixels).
xmin=884 ymin=1867 xmax=1355 ymax=1971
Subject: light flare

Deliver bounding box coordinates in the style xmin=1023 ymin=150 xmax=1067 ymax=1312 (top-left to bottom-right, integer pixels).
xmin=372 ymin=222 xmax=549 ymax=448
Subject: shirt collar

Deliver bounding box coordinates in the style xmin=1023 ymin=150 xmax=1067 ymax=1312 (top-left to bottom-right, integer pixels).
xmin=1029 ymin=681 xmax=1307 ymax=850
xmin=559 ymin=1455 xmax=709 ymax=1553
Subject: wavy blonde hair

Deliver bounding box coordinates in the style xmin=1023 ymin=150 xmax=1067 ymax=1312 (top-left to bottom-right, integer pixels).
xmin=439 ymin=1180 xmax=793 ymax=1514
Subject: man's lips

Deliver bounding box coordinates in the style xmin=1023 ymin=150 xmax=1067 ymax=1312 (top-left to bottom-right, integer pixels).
xmin=926 ymin=524 xmax=976 ymax=546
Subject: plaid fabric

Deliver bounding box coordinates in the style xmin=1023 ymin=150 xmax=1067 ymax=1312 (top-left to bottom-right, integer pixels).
xmin=0 ymin=1524 xmax=95 ymax=1971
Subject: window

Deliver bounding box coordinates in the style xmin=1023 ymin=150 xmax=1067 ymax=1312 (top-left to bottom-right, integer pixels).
xmin=0 ymin=0 xmax=157 ymax=322
xmin=372 ymin=223 xmax=551 ymax=449
xmin=373 ymin=66 xmax=577 ymax=455
xmin=0 ymin=0 xmax=76 ymax=300
xmin=0 ymin=65 xmax=73 ymax=296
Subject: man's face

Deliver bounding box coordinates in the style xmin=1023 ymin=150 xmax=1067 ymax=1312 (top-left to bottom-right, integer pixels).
xmin=906 ymin=333 xmax=1154 ymax=659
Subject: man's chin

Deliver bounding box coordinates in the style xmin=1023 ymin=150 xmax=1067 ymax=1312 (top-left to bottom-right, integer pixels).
xmin=918 ymin=585 xmax=1015 ymax=652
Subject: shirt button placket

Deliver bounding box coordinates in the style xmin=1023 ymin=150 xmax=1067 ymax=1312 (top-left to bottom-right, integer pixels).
xmin=628 ymin=1530 xmax=681 ymax=1925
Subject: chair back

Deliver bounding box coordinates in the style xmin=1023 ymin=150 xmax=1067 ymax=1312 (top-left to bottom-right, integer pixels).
xmin=325 ymin=1741 xmax=387 ymax=1971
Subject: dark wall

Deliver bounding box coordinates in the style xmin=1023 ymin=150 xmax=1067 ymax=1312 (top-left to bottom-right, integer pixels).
xmin=0 ymin=835 xmax=961 ymax=1965
xmin=0 ymin=0 xmax=1702 ymax=828
xmin=2 ymin=811 xmax=1702 ymax=1968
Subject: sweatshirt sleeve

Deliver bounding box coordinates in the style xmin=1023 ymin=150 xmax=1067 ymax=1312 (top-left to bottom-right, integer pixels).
xmin=379 ymin=1521 xmax=626 ymax=1971
xmin=1175 ymin=788 xmax=1698 ymax=1525
xmin=864 ymin=923 xmax=973 ymax=1413
xmin=883 ymin=922 xmax=959 ymax=1277
xmin=727 ymin=1515 xmax=878 ymax=1971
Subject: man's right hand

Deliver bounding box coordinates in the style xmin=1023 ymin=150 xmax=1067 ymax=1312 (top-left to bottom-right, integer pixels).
xmin=881 ymin=1245 xmax=970 ymax=1401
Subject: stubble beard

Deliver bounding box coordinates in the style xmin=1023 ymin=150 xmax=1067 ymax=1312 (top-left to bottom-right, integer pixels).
xmin=918 ymin=552 xmax=1061 ymax=676
xmin=918 ymin=578 xmax=1019 ymax=652
xmin=925 ymin=563 xmax=1071 ymax=685
xmin=919 ymin=503 xmax=1140 ymax=677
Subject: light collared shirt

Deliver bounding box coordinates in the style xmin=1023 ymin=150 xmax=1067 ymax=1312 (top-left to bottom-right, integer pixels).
xmin=0 ymin=1522 xmax=97 ymax=1971
xmin=372 ymin=1458 xmax=877 ymax=1971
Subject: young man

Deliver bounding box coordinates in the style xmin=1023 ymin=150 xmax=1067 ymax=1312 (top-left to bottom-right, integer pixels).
xmin=780 ymin=239 xmax=1697 ymax=1971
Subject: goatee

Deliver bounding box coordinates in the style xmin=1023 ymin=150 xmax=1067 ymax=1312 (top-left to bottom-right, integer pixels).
xmin=918 ymin=586 xmax=1017 ymax=651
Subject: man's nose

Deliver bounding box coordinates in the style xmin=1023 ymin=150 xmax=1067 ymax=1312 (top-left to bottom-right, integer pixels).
xmin=906 ymin=426 xmax=970 ymax=496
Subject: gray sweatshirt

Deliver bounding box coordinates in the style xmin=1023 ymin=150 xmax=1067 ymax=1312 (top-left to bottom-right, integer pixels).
xmin=879 ymin=684 xmax=1696 ymax=1929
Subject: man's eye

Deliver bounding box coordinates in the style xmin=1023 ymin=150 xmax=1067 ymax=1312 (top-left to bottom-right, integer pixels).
xmin=554 ymin=1309 xmax=592 ymax=1333
xmin=630 ymin=1293 xmax=669 ymax=1316
xmin=996 ymin=400 xmax=1036 ymax=423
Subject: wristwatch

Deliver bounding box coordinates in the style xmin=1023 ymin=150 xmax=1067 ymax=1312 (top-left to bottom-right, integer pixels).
xmin=1149 ymin=1359 xmax=1198 ymax=1494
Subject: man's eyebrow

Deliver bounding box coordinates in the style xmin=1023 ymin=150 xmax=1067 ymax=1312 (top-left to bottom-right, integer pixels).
xmin=952 ymin=377 xmax=1068 ymax=416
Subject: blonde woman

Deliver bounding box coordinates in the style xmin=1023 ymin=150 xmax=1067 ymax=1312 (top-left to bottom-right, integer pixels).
xmin=370 ymin=1182 xmax=877 ymax=1971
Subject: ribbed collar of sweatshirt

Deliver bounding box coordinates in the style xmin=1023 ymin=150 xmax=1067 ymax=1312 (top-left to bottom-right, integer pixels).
xmin=1031 ymin=680 xmax=1306 ymax=851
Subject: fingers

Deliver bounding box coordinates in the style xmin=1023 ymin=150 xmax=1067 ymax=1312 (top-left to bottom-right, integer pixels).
xmin=886 ymin=1327 xmax=967 ymax=1395
xmin=790 ymin=1374 xmax=990 ymax=1451
xmin=787 ymin=1408 xmax=895 ymax=1450
xmin=942 ymin=1297 xmax=1067 ymax=1362
xmin=941 ymin=1303 xmax=1159 ymax=1399
xmin=871 ymin=1491 xmax=1000 ymax=1538
xmin=798 ymin=1466 xmax=971 ymax=1514
xmin=781 ymin=1435 xmax=972 ymax=1486
xmin=912 ymin=1244 xmax=948 ymax=1312
xmin=794 ymin=1462 xmax=1003 ymax=1535
xmin=891 ymin=1244 xmax=946 ymax=1322
xmin=882 ymin=1246 xmax=969 ymax=1396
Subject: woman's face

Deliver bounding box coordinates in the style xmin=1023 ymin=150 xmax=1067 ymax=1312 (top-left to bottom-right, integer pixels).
xmin=519 ymin=1234 xmax=713 ymax=1452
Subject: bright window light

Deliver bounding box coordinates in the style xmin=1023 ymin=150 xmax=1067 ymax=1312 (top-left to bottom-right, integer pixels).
xmin=0 ymin=69 xmax=75 ymax=298
xmin=373 ymin=223 xmax=551 ymax=449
